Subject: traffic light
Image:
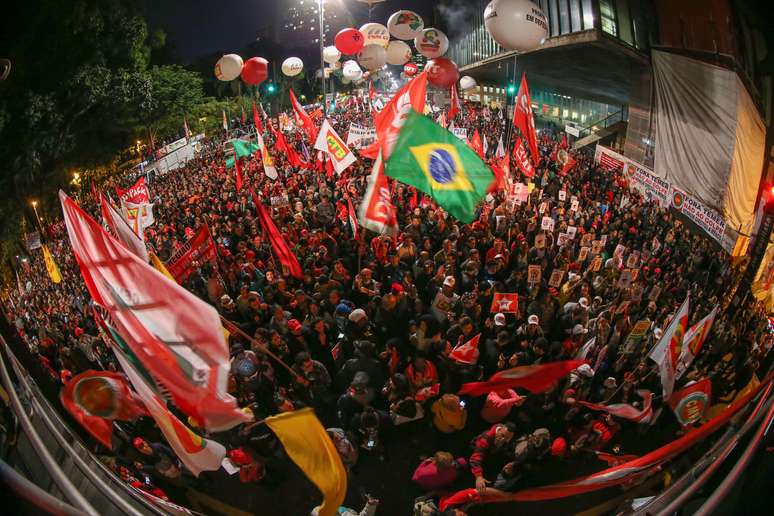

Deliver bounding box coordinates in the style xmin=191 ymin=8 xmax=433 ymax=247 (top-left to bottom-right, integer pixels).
xmin=264 ymin=82 xmax=277 ymax=95
xmin=507 ymin=83 xmax=517 ymax=96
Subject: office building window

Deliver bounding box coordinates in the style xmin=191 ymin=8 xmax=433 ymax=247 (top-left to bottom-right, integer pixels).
xmin=558 ymin=0 xmax=570 ymax=34
xmin=599 ymin=0 xmax=617 ymax=37
xmin=582 ymin=0 xmax=594 ymax=29
xmin=570 ymin=0 xmax=583 ymax=32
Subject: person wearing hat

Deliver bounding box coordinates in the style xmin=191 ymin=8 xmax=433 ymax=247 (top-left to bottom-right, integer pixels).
xmin=430 ymin=276 xmax=460 ymax=324
xmin=336 ymin=371 xmax=375 ymax=430
xmin=515 ymin=315 xmax=545 ymax=353
xmin=560 ymin=324 xmax=588 ymax=359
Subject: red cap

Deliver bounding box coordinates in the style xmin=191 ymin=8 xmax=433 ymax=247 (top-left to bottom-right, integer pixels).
xmin=391 ymin=283 xmax=404 ymax=295
xmin=132 ymin=437 xmax=146 ymax=449
xmin=228 ymin=448 xmax=251 ymax=466
xmin=287 ymin=319 xmax=302 ymax=332
xmin=551 ymin=437 xmax=567 ymax=457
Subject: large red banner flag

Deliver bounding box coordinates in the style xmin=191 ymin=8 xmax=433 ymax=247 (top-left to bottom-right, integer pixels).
xmin=165 ymin=225 xmax=218 ymax=283
xmin=59 ymin=191 xmax=247 ymax=432
xmin=347 ymin=196 xmax=359 ymax=241
xmin=459 ymin=360 xmax=585 ymax=396
xmin=289 ymin=88 xmax=318 ymax=143
xmin=513 ymin=136 xmax=536 ymax=178
xmin=513 ymin=73 xmax=539 ymax=165
xmin=360 ymin=71 xmax=428 ymax=160
xmin=251 ymin=190 xmax=303 ymax=279
xmin=116 ymin=177 xmax=150 ymax=205
xmin=448 ymin=83 xmax=461 ymax=121
xmin=470 ymin=129 xmax=484 ymax=158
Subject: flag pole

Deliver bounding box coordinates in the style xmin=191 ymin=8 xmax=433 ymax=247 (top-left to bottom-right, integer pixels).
xmin=220 ymin=316 xmax=304 ymax=382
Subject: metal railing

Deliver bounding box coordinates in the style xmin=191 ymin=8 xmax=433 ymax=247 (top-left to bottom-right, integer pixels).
xmin=0 ymin=336 xmax=172 ymax=516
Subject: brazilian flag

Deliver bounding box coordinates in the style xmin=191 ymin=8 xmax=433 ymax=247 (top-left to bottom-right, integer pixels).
xmin=385 ymin=110 xmax=494 ymax=223
xmin=226 ymin=139 xmax=260 ymax=168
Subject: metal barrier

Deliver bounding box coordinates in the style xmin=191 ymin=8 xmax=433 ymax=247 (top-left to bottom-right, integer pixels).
xmin=0 ymin=336 xmax=173 ymax=516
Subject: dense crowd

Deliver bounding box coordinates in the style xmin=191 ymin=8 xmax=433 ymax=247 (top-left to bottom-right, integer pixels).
xmin=3 ymin=95 xmax=772 ymax=515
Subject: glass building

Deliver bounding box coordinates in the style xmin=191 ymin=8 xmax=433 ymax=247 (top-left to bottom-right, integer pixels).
xmin=445 ymin=0 xmax=655 ymax=69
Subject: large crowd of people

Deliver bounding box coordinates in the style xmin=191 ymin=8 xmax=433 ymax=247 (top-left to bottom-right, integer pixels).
xmin=3 ymin=92 xmax=772 ymax=515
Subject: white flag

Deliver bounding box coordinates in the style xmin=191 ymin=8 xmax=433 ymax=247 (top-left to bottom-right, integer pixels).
xmin=100 ymin=193 xmax=149 ymax=263
xmin=314 ymin=119 xmax=356 ymax=174
xmin=496 ymin=136 xmax=506 ymax=158
xmin=648 ymin=294 xmax=690 ymax=399
xmin=483 ymin=135 xmax=489 ymax=155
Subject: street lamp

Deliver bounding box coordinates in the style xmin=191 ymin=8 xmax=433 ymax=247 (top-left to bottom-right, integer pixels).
xmin=30 ymin=200 xmax=42 ymax=230
xmin=317 ymin=0 xmax=326 ymax=112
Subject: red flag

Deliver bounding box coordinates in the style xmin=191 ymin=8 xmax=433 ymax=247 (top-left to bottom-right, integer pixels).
xmin=513 ymin=137 xmax=536 ymax=178
xmin=668 ymin=377 xmax=712 ymax=427
xmin=487 ymin=160 xmax=506 ymax=194
xmin=449 ymin=83 xmax=461 ymax=121
xmin=560 ymin=133 xmax=568 ymax=150
xmin=513 ymin=73 xmax=539 ymax=165
xmin=459 ymin=360 xmax=586 ymax=397
xmin=116 ymin=177 xmax=150 ymax=205
xmin=233 ymin=155 xmax=243 ymax=191
xmin=270 ymin=121 xmax=303 ymax=168
xmin=490 ymin=292 xmax=519 ymax=314
xmin=252 ymin=101 xmax=263 ymax=135
xmin=409 ymin=187 xmax=418 ymax=209
xmin=449 ymin=334 xmax=480 ymax=365
xmin=165 ymin=225 xmax=217 ymax=283
xmin=361 ymin=72 xmax=428 ymax=160
xmin=470 ymin=129 xmax=484 ymax=158
xmin=60 ymin=370 xmax=148 ymax=449
xmin=559 ymin=154 xmax=577 ymax=176
xmin=357 ymin=153 xmax=399 ymax=236
xmin=251 ymin=190 xmax=303 ymax=279
xmin=578 ymin=390 xmax=654 ymax=423
xmin=347 ymin=197 xmax=359 ymax=241
xmin=289 ymin=88 xmax=318 ymax=143
xmin=60 ymin=191 xmax=247 ymax=432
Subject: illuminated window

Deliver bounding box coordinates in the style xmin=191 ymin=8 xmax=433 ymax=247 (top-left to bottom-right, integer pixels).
xmin=572 ymin=111 xmax=578 ymax=119
xmin=599 ymin=0 xmax=617 ymax=37
xmin=562 ymin=109 xmax=569 ymax=118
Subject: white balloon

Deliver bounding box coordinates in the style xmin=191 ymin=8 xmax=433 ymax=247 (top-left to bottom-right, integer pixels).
xmin=385 ymin=40 xmax=412 ymax=66
xmin=343 ymin=63 xmax=363 ymax=81
xmin=323 ymin=46 xmax=341 ymax=64
xmin=357 ymin=44 xmax=387 ymax=71
xmin=281 ymin=57 xmax=304 ymax=77
xmin=460 ymin=75 xmax=477 ymax=90
xmin=414 ymin=28 xmax=449 ymax=59
xmin=387 ymin=10 xmax=425 ymax=40
xmin=214 ymin=54 xmax=243 ymax=81
xmin=359 ymin=23 xmax=390 ymax=48
xmin=484 ymin=0 xmax=548 ymax=52
xmin=342 ymin=60 xmax=359 ymax=69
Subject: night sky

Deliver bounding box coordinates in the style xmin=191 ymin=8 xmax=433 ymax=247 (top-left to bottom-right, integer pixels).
xmin=145 ymin=0 xmax=437 ymax=63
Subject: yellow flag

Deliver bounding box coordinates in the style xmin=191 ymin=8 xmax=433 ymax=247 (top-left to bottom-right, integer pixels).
xmin=42 ymin=245 xmax=61 ymax=283
xmin=149 ymin=251 xmax=176 ymax=281
xmin=265 ymin=408 xmax=346 ymax=516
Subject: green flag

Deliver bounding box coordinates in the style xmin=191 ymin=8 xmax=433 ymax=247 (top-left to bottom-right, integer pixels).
xmin=385 ymin=110 xmax=494 ymax=223
xmin=226 ymin=139 xmax=260 ymax=168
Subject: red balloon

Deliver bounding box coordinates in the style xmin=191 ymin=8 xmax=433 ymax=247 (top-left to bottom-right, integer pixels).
xmin=241 ymin=57 xmax=268 ymax=85
xmin=335 ymin=28 xmax=365 ymax=55
xmin=425 ymin=57 xmax=459 ymax=89
xmin=403 ymin=62 xmax=418 ymax=77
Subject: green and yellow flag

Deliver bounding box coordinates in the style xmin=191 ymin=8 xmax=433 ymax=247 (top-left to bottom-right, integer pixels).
xmin=385 ymin=110 xmax=494 ymax=223
xmin=42 ymin=244 xmax=61 ymax=283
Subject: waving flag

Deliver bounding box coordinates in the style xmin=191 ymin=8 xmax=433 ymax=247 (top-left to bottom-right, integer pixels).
xmin=648 ymin=294 xmax=690 ymax=399
xmin=251 ymin=190 xmax=302 ymax=279
xmin=270 ymin=120 xmax=304 ymax=168
xmin=448 ymin=83 xmax=461 ymax=121
xmin=265 ymin=409 xmax=347 ymax=516
xmin=668 ymin=378 xmax=712 ymax=427
xmin=513 ymin=73 xmax=539 ymax=165
xmin=100 ymin=192 xmax=148 ymax=263
xmin=226 ymin=139 xmax=260 ymax=168
xmin=385 ymin=110 xmax=493 ymax=223
xmin=42 ymin=244 xmax=62 ymax=284
xmin=346 ymin=197 xmax=359 ymax=240
xmin=361 ymin=71 xmax=428 ymax=160
xmin=358 ymin=153 xmax=399 ymax=236
xmin=255 ymin=131 xmax=278 ymax=179
xmin=116 ymin=177 xmax=150 ymax=205
xmin=449 ymin=334 xmax=480 ymax=365
xmin=459 ymin=360 xmax=586 ymax=396
xmin=112 ymin=343 xmax=227 ymax=476
xmin=314 ymin=119 xmax=356 ymax=174
xmin=252 ymin=101 xmax=263 ymax=135
xmin=578 ymin=390 xmax=654 ymax=423
xmin=120 ymin=200 xmax=154 ymax=237
xmin=513 ymin=137 xmax=536 ymax=178
xmin=60 ymin=370 xmax=148 ymax=449
xmin=290 ymin=88 xmax=318 ymax=143
xmin=233 ymin=151 xmax=244 ymax=191
xmin=677 ymin=306 xmax=718 ymax=379
xmin=59 ymin=191 xmax=248 ymax=432
xmin=559 ymin=154 xmax=578 ymax=176
xmin=496 ymin=135 xmax=506 ymax=158
xmin=470 ymin=129 xmax=484 ymax=158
